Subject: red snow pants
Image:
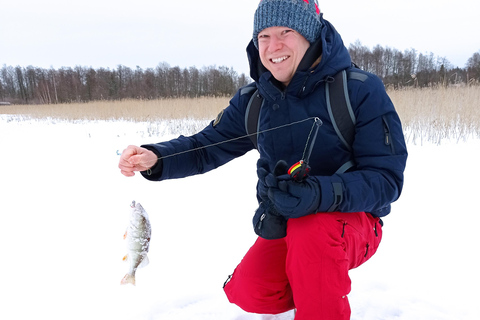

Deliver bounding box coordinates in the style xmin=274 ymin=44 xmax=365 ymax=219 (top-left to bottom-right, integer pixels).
xmin=224 ymin=212 xmax=382 ymax=320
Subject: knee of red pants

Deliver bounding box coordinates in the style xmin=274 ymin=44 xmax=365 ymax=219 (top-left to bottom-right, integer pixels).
xmin=223 ymin=237 xmax=295 ymax=314
xmin=224 ymin=271 xmax=295 ymax=314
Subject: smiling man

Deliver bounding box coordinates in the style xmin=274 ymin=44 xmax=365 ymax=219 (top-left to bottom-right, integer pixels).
xmin=257 ymin=26 xmax=312 ymax=86
xmin=118 ymin=0 xmax=407 ymax=319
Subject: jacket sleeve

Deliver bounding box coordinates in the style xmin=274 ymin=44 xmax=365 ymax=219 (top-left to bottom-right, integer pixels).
xmin=140 ymin=89 xmax=255 ymax=181
xmin=316 ymin=73 xmax=408 ymax=217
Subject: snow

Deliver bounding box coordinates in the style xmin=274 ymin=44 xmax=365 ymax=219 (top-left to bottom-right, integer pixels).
xmin=1 ymin=115 xmax=479 ymax=319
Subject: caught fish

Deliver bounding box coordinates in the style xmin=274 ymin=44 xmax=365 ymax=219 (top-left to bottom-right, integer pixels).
xmin=121 ymin=200 xmax=151 ymax=285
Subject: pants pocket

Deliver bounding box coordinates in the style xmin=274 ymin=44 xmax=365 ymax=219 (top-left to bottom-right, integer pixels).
xmin=337 ymin=213 xmax=382 ymax=270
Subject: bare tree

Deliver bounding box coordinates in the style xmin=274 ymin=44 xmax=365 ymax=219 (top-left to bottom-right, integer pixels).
xmin=466 ymin=51 xmax=480 ymax=83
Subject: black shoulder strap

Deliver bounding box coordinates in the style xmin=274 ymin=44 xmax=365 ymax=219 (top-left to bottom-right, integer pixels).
xmin=245 ymin=89 xmax=263 ymax=149
xmin=326 ymin=69 xmax=359 ymax=176
xmin=326 ymin=70 xmax=356 ymax=152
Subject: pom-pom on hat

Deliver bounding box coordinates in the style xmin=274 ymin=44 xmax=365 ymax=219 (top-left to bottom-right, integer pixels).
xmin=253 ymin=0 xmax=322 ymax=49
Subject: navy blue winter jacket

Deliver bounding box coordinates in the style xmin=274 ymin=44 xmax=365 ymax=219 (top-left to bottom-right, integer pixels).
xmin=141 ymin=17 xmax=407 ymax=218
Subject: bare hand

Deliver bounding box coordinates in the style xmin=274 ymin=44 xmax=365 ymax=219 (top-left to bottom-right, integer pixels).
xmin=118 ymin=145 xmax=158 ymax=177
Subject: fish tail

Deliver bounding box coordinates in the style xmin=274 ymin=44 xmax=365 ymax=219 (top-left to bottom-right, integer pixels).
xmin=120 ymin=274 xmax=135 ymax=286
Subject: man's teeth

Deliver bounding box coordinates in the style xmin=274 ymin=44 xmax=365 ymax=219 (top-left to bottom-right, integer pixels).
xmin=272 ymin=56 xmax=288 ymax=63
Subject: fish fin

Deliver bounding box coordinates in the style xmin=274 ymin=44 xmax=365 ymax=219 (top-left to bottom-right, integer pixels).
xmin=138 ymin=255 xmax=149 ymax=268
xmin=123 ymin=230 xmax=127 ymax=240
xmin=120 ymin=274 xmax=135 ymax=286
xmin=122 ymin=254 xmax=128 ymax=262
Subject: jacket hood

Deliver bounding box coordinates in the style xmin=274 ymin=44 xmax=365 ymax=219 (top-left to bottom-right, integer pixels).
xmin=247 ymin=15 xmax=352 ymax=96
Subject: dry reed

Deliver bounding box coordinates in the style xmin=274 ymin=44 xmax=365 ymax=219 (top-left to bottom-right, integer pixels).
xmin=1 ymin=97 xmax=230 ymax=122
xmin=3 ymin=86 xmax=479 ymax=143
xmin=388 ymin=86 xmax=480 ymax=143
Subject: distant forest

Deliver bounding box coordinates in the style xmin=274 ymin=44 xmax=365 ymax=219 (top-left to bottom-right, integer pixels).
xmin=1 ymin=41 xmax=479 ymax=105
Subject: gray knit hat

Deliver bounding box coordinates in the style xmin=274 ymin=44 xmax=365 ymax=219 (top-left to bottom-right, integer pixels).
xmin=253 ymin=0 xmax=322 ymax=49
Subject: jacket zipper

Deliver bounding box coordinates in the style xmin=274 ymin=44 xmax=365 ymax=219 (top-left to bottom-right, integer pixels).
xmin=382 ymin=115 xmax=395 ymax=154
xmin=256 ymin=212 xmax=266 ymax=231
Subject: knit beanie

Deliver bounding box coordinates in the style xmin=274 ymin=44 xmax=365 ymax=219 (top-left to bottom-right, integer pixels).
xmin=253 ymin=0 xmax=322 ymax=49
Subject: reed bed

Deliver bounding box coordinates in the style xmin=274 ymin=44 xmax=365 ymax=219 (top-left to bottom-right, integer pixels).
xmin=1 ymin=97 xmax=229 ymax=122
xmin=3 ymin=86 xmax=479 ymax=144
xmin=388 ymin=86 xmax=480 ymax=143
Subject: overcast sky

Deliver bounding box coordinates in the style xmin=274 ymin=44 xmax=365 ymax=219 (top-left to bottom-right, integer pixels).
xmin=1 ymin=0 xmax=479 ymax=76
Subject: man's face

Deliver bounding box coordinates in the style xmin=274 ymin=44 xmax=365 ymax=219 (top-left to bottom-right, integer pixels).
xmin=257 ymin=26 xmax=310 ymax=87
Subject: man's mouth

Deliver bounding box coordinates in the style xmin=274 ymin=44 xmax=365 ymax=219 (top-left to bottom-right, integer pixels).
xmin=271 ymin=56 xmax=289 ymax=64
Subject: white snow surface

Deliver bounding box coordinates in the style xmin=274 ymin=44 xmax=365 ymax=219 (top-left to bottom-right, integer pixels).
xmin=1 ymin=115 xmax=479 ymax=320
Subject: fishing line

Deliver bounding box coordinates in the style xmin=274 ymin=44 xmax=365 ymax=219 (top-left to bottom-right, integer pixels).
xmin=155 ymin=116 xmax=322 ymax=162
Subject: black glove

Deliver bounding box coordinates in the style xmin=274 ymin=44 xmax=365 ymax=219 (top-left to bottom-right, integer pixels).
xmin=264 ymin=160 xmax=322 ymax=219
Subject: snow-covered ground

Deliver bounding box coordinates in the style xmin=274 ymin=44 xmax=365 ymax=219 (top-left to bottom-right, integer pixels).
xmin=1 ymin=115 xmax=479 ymax=320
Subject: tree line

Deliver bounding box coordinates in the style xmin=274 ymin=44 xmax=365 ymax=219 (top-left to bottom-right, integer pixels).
xmin=0 ymin=63 xmax=250 ymax=104
xmin=348 ymin=41 xmax=480 ymax=89
xmin=1 ymin=42 xmax=479 ymax=104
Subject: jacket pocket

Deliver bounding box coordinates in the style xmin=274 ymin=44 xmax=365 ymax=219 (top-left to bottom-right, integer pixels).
xmin=253 ymin=202 xmax=287 ymax=240
xmin=382 ymin=115 xmax=396 ymax=154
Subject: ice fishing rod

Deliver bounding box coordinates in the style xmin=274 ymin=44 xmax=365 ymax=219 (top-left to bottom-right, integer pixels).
xmin=287 ymin=117 xmax=322 ymax=182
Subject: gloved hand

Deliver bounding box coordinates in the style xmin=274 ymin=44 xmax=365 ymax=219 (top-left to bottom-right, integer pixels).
xmin=264 ymin=160 xmax=322 ymax=219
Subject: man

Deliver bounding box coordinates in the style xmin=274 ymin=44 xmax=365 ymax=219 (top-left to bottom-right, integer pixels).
xmin=118 ymin=0 xmax=407 ymax=319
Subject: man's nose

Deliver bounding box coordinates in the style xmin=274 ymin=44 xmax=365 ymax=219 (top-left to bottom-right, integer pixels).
xmin=268 ymin=35 xmax=283 ymax=52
